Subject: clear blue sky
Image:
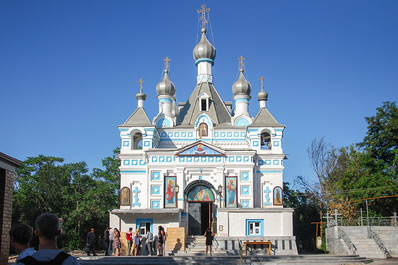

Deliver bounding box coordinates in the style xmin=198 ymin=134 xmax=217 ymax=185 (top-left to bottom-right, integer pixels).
xmin=1 ymin=0 xmax=397 ymax=185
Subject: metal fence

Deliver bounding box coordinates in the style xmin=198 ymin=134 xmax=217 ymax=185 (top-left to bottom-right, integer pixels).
xmin=326 ymin=214 xmax=397 ymax=227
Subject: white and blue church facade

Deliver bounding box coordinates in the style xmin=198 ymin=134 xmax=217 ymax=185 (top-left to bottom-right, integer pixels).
xmin=110 ymin=5 xmax=297 ymax=255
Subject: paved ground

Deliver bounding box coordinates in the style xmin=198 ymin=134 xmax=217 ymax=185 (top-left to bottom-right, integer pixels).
xmin=8 ymin=254 xmax=398 ymax=264
xmin=370 ymin=258 xmax=398 ymax=265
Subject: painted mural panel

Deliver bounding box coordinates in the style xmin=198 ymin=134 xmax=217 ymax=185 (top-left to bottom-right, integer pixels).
xmin=273 ymin=186 xmax=283 ymax=205
xmin=187 ymin=185 xmax=214 ymax=202
xmin=120 ymin=187 xmax=130 ymax=206
xmin=178 ymin=143 xmax=223 ymax=156
xmin=164 ymin=176 xmax=177 ymax=208
xmin=225 ymin=176 xmax=237 ymax=208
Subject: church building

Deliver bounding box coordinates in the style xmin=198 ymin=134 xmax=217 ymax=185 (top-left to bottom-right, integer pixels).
xmin=110 ymin=5 xmax=297 ymax=255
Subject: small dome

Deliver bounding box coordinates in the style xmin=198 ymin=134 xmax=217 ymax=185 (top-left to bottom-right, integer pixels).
xmin=136 ymin=91 xmax=146 ymax=101
xmin=257 ymin=88 xmax=268 ymax=101
xmin=156 ymin=70 xmax=175 ymax=96
xmin=232 ymin=69 xmax=252 ymax=97
xmin=193 ymin=28 xmax=216 ymax=62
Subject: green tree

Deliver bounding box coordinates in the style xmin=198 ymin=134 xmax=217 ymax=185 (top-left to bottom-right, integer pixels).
xmin=338 ymin=102 xmax=398 ymax=216
xmin=12 ymin=148 xmax=121 ymax=250
xmin=284 ymin=182 xmax=320 ymax=252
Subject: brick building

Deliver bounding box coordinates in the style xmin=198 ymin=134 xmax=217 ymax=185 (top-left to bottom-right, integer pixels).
xmin=0 ymin=153 xmax=21 ymax=265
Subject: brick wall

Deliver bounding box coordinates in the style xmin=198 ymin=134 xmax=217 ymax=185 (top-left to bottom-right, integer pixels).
xmin=0 ymin=169 xmax=15 ymax=265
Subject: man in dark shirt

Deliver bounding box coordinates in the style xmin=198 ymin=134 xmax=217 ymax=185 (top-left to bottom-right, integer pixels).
xmin=86 ymin=228 xmax=96 ymax=256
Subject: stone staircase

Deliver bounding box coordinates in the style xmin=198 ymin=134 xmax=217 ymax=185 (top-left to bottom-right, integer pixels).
xmin=340 ymin=227 xmax=386 ymax=259
xmin=181 ymin=235 xmax=226 ymax=255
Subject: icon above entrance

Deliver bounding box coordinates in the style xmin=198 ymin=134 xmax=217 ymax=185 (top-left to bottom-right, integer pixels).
xmin=185 ymin=180 xmax=217 ymax=235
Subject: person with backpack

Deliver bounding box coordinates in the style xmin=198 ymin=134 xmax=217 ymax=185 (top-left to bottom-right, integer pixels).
xmin=9 ymin=223 xmax=35 ymax=263
xmin=17 ymin=213 xmax=79 ymax=265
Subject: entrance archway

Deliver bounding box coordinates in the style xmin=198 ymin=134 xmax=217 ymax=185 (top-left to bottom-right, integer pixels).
xmin=185 ymin=180 xmax=215 ymax=235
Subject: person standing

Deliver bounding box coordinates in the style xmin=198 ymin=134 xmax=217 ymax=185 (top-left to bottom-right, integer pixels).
xmin=108 ymin=227 xmax=114 ymax=256
xmin=9 ymin=223 xmax=35 ymax=263
xmin=146 ymin=229 xmax=153 ymax=256
xmin=113 ymin=228 xmax=121 ymax=256
xmin=204 ymin=227 xmax=214 ymax=256
xmin=104 ymin=227 xmax=111 ymax=256
xmin=133 ymin=231 xmax=141 ymax=256
xmin=157 ymin=226 xmax=165 ymax=256
xmin=126 ymin=227 xmax=133 ymax=256
xmin=153 ymin=234 xmax=158 ymax=255
xmin=17 ymin=213 xmax=79 ymax=265
xmin=86 ymin=228 xmax=96 ymax=256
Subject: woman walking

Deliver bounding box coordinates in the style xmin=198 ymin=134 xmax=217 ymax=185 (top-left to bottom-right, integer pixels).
xmin=113 ymin=228 xmax=121 ymax=256
xmin=204 ymin=227 xmax=214 ymax=256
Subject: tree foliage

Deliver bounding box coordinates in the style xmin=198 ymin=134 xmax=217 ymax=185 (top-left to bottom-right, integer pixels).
xmin=12 ymin=148 xmax=120 ymax=250
xmin=284 ymin=182 xmax=320 ymax=252
xmin=339 ymin=102 xmax=398 ymax=215
xmin=295 ymin=101 xmax=398 ymax=220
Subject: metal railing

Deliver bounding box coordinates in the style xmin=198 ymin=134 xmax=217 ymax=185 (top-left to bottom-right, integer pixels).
xmin=367 ymin=226 xmax=390 ymax=258
xmin=337 ymin=227 xmax=357 ymax=254
xmin=328 ymin=217 xmax=397 ymax=227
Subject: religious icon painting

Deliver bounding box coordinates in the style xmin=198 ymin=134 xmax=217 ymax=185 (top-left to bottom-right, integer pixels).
xmin=198 ymin=122 xmax=208 ymax=138
xmin=187 ymin=185 xmax=215 ymax=202
xmin=120 ymin=187 xmax=131 ymax=206
xmin=225 ymin=176 xmax=237 ymax=208
xmin=164 ymin=176 xmax=177 ymax=208
xmin=273 ymin=186 xmax=283 ymax=205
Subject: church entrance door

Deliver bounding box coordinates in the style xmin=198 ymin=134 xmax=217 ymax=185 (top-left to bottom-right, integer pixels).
xmin=188 ymin=202 xmax=212 ymax=235
xmin=185 ymin=182 xmax=215 ymax=236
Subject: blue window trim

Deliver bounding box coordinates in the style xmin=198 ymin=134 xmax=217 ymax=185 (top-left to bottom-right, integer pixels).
xmin=246 ymin=219 xmax=264 ymax=236
xmin=136 ymin=218 xmax=154 ymax=234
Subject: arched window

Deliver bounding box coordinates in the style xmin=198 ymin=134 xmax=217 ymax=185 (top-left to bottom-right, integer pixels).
xmin=132 ymin=132 xmax=143 ymax=150
xmin=260 ymin=130 xmax=271 ymax=150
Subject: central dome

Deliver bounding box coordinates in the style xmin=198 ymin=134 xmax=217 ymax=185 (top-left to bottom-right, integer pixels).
xmin=193 ymin=28 xmax=216 ymax=62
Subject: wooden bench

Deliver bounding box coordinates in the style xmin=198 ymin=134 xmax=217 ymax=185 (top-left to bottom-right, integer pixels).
xmin=244 ymin=241 xmax=271 ymax=255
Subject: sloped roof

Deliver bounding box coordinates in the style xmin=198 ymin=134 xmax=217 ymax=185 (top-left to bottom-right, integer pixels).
xmin=119 ymin=107 xmax=152 ymax=127
xmin=250 ymin=107 xmax=285 ymax=127
xmin=177 ymin=82 xmax=231 ymax=126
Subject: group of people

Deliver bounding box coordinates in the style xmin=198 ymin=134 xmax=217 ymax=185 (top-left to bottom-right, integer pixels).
xmin=101 ymin=225 xmax=167 ymax=256
xmin=9 ymin=213 xmax=80 ymax=265
xmin=10 ymin=214 xmax=214 ymax=263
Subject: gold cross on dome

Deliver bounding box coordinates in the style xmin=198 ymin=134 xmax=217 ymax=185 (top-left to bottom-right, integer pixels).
xmin=137 ymin=78 xmax=144 ymax=92
xmin=238 ymin=55 xmax=246 ymax=70
xmin=259 ymin=76 xmax=265 ymax=89
xmin=197 ymin=4 xmax=210 ymax=30
xmin=164 ymin=56 xmax=171 ymax=71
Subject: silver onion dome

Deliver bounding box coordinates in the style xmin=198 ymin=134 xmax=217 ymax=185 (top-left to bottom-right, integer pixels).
xmin=232 ymin=69 xmax=252 ymax=97
xmin=257 ymin=88 xmax=268 ymax=101
xmin=156 ymin=69 xmax=176 ymax=96
xmin=136 ymin=90 xmax=146 ymax=101
xmin=193 ymin=28 xmax=216 ymax=62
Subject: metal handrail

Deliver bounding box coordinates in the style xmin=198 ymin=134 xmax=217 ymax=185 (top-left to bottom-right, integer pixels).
xmin=367 ymin=226 xmax=391 ymax=258
xmin=337 ymin=227 xmax=356 ymax=254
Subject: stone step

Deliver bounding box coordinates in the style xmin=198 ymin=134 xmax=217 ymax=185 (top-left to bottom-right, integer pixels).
xmin=77 ymin=254 xmax=373 ymax=265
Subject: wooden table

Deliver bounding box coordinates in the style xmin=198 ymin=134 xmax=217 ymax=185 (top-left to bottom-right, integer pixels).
xmin=244 ymin=241 xmax=271 ymax=255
